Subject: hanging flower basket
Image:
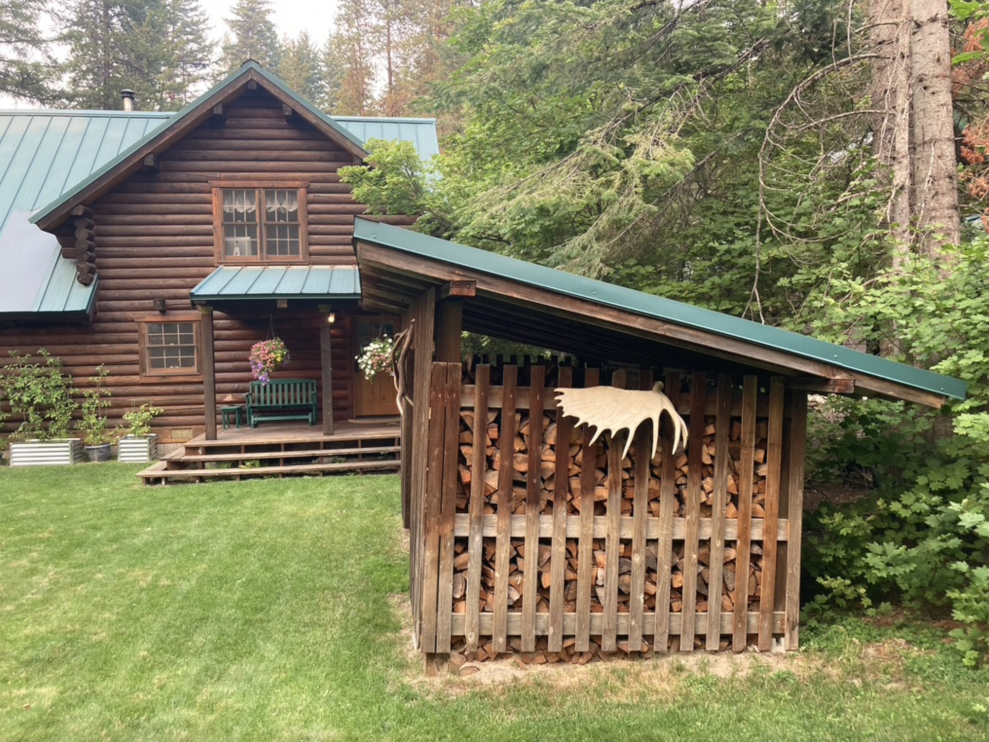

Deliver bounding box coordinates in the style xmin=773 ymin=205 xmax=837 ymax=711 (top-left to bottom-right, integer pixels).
xmin=357 ymin=336 xmax=395 ymax=383
xmin=250 ymin=338 xmax=290 ymax=385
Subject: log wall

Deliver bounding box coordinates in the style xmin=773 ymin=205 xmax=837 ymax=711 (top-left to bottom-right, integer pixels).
xmin=0 ymin=89 xmax=408 ymax=441
xmin=413 ymin=362 xmax=808 ymax=661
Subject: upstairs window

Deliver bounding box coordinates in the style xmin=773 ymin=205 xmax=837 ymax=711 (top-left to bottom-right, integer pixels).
xmin=213 ymin=185 xmax=307 ymax=262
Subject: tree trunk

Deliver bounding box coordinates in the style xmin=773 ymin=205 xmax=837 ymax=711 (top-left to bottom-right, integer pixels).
xmin=870 ymin=0 xmax=959 ymax=261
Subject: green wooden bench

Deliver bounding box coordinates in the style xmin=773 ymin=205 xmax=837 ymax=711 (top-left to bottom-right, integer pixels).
xmin=244 ymin=379 xmax=318 ymax=428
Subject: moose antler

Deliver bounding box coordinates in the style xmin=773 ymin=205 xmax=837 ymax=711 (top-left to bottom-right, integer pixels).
xmin=554 ymin=381 xmax=688 ymax=460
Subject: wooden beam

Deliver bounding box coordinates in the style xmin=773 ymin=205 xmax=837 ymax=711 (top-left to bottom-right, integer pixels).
xmin=320 ymin=310 xmax=335 ymax=435
xmin=788 ymin=377 xmax=855 ymax=394
xmin=435 ymin=300 xmax=463 ymax=363
xmin=199 ymin=305 xmax=217 ymax=441
xmin=142 ymin=154 xmax=159 ymax=172
xmin=247 ymin=80 xmax=257 ymax=91
xmin=439 ymin=279 xmax=476 ymax=300
xmin=282 ymin=104 xmax=293 ymax=117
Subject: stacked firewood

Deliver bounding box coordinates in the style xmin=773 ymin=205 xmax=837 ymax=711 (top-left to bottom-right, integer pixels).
xmin=451 ymin=396 xmax=772 ymax=654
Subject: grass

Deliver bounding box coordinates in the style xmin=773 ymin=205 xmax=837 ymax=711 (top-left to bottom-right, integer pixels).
xmin=1 ymin=464 xmax=988 ymax=741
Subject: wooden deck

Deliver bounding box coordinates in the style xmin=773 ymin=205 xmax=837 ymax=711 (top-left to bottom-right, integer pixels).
xmin=139 ymin=419 xmax=402 ymax=484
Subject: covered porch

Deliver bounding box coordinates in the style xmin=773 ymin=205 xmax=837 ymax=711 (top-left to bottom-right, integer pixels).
xmin=189 ymin=264 xmax=398 ymax=442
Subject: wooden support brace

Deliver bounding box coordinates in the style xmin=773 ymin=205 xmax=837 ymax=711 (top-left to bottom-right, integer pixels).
xmin=142 ymin=154 xmax=158 ymax=172
xmin=282 ymin=104 xmax=293 ymax=117
xmin=439 ymin=279 xmax=476 ymax=300
xmin=788 ymin=377 xmax=855 ymax=394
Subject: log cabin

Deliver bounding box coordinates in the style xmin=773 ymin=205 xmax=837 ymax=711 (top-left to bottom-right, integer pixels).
xmin=0 ymin=62 xmax=437 ymax=461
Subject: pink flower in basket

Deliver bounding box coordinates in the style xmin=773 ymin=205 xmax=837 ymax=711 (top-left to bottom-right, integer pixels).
xmin=250 ymin=338 xmax=290 ymax=385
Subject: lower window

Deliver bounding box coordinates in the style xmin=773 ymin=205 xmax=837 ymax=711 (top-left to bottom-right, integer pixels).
xmin=139 ymin=318 xmax=201 ymax=376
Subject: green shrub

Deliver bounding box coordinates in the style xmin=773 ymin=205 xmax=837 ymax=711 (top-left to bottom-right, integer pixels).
xmin=0 ymin=350 xmax=78 ymax=441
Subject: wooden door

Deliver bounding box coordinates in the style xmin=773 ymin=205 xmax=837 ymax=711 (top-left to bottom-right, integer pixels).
xmin=354 ymin=316 xmax=400 ymax=417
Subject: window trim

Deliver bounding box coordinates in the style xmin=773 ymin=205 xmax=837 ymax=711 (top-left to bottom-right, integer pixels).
xmin=211 ymin=181 xmax=309 ymax=265
xmin=136 ymin=314 xmax=202 ymax=379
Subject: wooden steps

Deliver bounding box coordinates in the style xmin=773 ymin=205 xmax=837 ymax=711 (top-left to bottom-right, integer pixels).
xmin=138 ymin=421 xmax=401 ymax=485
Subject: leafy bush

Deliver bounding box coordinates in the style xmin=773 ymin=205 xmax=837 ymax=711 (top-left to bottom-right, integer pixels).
xmin=0 ymin=350 xmax=78 ymax=441
xmin=77 ymin=365 xmax=116 ymax=446
xmin=803 ymin=238 xmax=989 ymax=665
xmin=122 ymin=403 xmax=162 ymax=438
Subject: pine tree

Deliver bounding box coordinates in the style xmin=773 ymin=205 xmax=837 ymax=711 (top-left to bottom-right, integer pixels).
xmin=277 ymin=31 xmax=322 ymax=104
xmin=0 ymin=0 xmax=56 ymax=103
xmin=319 ymin=33 xmax=347 ymax=112
xmin=218 ymin=0 xmax=281 ymax=75
xmin=61 ymin=0 xmax=213 ymax=110
xmin=333 ymin=0 xmax=380 ymax=115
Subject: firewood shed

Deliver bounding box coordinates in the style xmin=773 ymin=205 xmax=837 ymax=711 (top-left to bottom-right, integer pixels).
xmin=352 ymin=217 xmax=966 ymax=664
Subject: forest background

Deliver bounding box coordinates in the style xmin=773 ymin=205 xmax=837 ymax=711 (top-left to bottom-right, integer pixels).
xmin=7 ymin=0 xmax=989 ymax=665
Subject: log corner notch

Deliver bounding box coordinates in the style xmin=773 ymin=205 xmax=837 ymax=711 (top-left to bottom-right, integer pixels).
xmin=70 ymin=205 xmax=96 ymax=286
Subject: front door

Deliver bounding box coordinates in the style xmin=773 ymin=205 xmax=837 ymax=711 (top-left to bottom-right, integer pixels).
xmin=354 ymin=316 xmax=400 ymax=417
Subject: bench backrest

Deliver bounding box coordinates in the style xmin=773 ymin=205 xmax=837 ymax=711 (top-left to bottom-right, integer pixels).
xmin=248 ymin=379 xmax=316 ymax=406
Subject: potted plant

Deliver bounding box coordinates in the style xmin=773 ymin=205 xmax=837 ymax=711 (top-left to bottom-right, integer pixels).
xmin=77 ymin=365 xmax=116 ymax=462
xmin=2 ymin=350 xmax=82 ymax=466
xmin=357 ymin=335 xmax=396 ymax=382
xmin=118 ymin=403 xmax=163 ymax=463
xmin=250 ymin=337 xmax=290 ymax=385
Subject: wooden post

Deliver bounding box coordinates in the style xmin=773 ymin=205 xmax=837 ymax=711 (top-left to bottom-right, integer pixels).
xmin=435 ymin=300 xmax=463 ymax=363
xmin=199 ymin=305 xmax=217 ymax=441
xmin=319 ymin=306 xmax=335 ymax=435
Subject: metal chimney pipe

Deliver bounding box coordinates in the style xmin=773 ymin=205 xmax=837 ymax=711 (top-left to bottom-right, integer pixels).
xmin=120 ymin=89 xmax=135 ymax=112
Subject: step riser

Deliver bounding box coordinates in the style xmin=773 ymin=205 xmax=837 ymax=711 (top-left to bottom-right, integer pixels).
xmin=140 ymin=460 xmax=400 ymax=484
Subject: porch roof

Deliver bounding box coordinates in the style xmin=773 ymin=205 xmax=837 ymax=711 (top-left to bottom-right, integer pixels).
xmin=190 ymin=265 xmax=360 ymax=302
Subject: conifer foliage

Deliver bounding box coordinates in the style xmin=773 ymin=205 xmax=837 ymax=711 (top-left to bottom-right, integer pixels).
xmin=218 ymin=0 xmax=282 ymax=75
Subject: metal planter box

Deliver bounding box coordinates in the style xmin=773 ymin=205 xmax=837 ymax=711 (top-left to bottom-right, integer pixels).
xmin=118 ymin=435 xmax=158 ymax=463
xmin=9 ymin=439 xmax=85 ymax=467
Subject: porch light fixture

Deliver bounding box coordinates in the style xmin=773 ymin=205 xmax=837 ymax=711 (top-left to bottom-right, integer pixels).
xmin=326 ymin=312 xmax=336 ymax=324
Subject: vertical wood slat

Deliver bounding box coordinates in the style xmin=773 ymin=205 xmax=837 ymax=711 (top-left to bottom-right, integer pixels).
xmin=785 ymin=390 xmax=808 ymax=650
xmin=758 ymin=377 xmax=786 ymax=651
xmin=492 ymin=365 xmax=518 ymax=654
xmin=733 ymin=375 xmax=758 ymax=652
xmin=575 ymin=367 xmax=600 ymax=652
xmin=705 ymin=374 xmax=732 ymax=650
xmin=409 ymin=290 xmax=436 ymax=651
xmin=680 ymin=372 xmax=707 ymax=651
xmin=628 ymin=369 xmax=653 ymax=652
xmin=421 ymin=362 xmax=448 ymax=653
xmin=435 ymin=362 xmax=461 ymax=654
xmin=200 ymin=306 xmax=217 ymax=441
xmin=465 ymin=364 xmax=491 ymax=652
xmin=655 ymin=371 xmax=681 ymax=653
xmin=548 ymin=366 xmax=573 ymax=652
xmin=602 ymin=436 xmax=622 ymax=652
xmin=521 ymin=365 xmax=545 ymax=652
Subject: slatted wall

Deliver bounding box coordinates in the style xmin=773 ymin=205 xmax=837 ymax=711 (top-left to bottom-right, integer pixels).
xmin=413 ymin=362 xmax=807 ymax=657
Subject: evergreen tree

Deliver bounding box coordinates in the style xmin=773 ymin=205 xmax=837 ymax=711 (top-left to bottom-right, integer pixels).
xmin=0 ymin=0 xmax=56 ymax=103
xmin=61 ymin=0 xmax=212 ymax=110
xmin=218 ymin=0 xmax=281 ymax=75
xmin=277 ymin=31 xmax=322 ymax=104
xmin=319 ymin=33 xmax=347 ymax=112
xmin=333 ymin=0 xmax=380 ymax=115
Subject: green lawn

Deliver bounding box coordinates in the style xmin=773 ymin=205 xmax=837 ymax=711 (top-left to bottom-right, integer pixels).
xmin=1 ymin=464 xmax=988 ymax=742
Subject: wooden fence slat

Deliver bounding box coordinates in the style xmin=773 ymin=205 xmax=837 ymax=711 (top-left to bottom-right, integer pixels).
xmin=628 ymin=369 xmax=652 ymax=652
xmin=421 ymin=362 xmax=448 ymax=653
xmin=521 ymin=366 xmax=545 ymax=652
xmin=705 ymin=374 xmax=732 ymax=650
xmin=465 ymin=364 xmax=491 ymax=652
xmin=575 ymin=367 xmax=600 ymax=652
xmin=785 ymin=390 xmax=808 ymax=650
xmin=655 ymin=371 xmax=681 ymax=653
xmin=548 ymin=366 xmax=573 ymax=652
xmin=733 ymin=375 xmax=758 ymax=652
xmin=603 ymin=438 xmax=622 ymax=652
xmin=435 ymin=362 xmax=461 ymax=654
xmin=758 ymin=377 xmax=786 ymax=651
xmin=680 ymin=372 xmax=707 ymax=652
xmin=493 ymin=365 xmax=519 ymax=654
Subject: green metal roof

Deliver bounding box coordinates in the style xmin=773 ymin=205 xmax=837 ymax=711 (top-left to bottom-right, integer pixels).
xmin=333 ymin=116 xmax=441 ymax=161
xmin=0 ymin=111 xmax=167 ymax=317
xmin=353 ymin=217 xmax=967 ymax=402
xmin=191 ymin=265 xmax=361 ymax=302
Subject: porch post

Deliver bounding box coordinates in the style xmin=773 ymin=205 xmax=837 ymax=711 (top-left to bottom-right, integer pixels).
xmin=199 ymin=305 xmax=217 ymax=441
xmin=435 ymin=300 xmax=463 ymax=363
xmin=319 ymin=307 xmax=335 ymax=435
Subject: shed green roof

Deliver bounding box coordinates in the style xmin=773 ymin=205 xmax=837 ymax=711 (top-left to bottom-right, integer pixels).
xmin=353 ymin=217 xmax=967 ymax=404
xmin=191 ymin=266 xmax=360 ymax=302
